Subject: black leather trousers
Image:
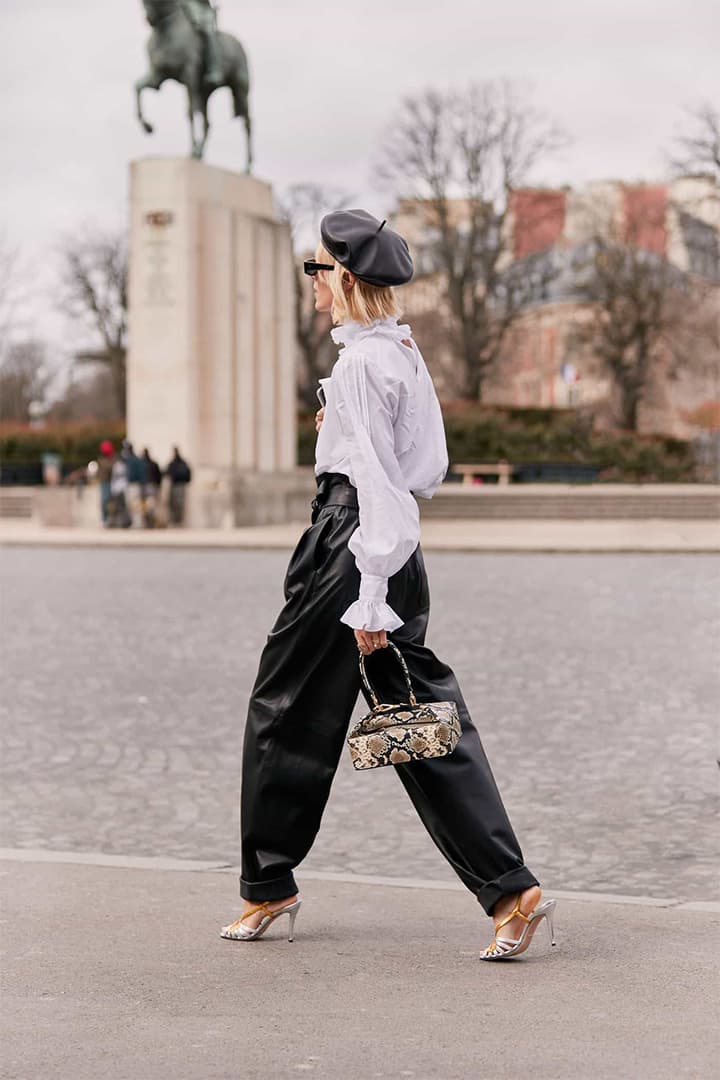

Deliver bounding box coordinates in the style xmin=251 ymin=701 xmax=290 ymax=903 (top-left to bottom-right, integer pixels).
xmin=240 ymin=473 xmax=539 ymax=915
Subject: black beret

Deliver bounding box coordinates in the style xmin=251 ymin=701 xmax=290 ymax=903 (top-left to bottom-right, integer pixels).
xmin=320 ymin=209 xmax=413 ymax=287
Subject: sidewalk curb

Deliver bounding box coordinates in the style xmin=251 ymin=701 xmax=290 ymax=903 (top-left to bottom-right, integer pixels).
xmin=2 ymin=534 xmax=719 ymax=554
xmin=2 ymin=847 xmax=718 ymax=913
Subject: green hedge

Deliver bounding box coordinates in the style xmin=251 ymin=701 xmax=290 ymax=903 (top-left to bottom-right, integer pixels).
xmin=298 ymin=404 xmax=697 ymax=482
xmin=2 ymin=409 xmax=697 ymax=483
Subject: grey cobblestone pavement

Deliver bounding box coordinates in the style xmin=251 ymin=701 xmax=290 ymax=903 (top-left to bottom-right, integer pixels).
xmin=1 ymin=547 xmax=718 ymax=900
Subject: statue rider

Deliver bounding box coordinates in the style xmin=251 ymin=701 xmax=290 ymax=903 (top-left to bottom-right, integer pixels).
xmin=180 ymin=0 xmax=224 ymax=89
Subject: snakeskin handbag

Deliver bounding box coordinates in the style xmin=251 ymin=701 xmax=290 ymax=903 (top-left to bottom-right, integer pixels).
xmin=347 ymin=641 xmax=462 ymax=770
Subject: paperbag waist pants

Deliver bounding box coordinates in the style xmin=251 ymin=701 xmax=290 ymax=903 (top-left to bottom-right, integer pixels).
xmin=239 ymin=472 xmax=539 ymax=915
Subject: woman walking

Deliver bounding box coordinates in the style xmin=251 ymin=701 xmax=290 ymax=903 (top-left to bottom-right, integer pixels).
xmin=221 ymin=209 xmax=556 ymax=959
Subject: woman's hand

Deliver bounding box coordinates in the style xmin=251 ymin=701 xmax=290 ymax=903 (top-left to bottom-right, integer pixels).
xmin=354 ymin=628 xmax=388 ymax=656
xmin=315 ymin=407 xmax=324 ymax=432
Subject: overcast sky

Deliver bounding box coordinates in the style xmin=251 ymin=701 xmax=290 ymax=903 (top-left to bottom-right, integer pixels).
xmin=1 ymin=0 xmax=718 ymax=353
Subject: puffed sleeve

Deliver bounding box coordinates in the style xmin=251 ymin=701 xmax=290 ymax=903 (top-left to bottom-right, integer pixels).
xmin=333 ymin=351 xmax=420 ymax=632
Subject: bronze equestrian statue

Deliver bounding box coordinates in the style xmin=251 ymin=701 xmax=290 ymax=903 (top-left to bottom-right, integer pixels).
xmin=136 ymin=0 xmax=252 ymax=168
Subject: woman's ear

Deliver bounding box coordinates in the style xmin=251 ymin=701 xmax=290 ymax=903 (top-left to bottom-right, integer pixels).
xmin=342 ymin=271 xmax=356 ymax=293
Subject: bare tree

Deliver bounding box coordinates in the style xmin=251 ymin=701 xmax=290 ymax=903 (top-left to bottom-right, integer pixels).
xmin=377 ymin=81 xmax=565 ymax=399
xmin=47 ymin=367 xmax=122 ymax=423
xmin=276 ymin=184 xmax=353 ymax=411
xmin=57 ymin=228 xmax=128 ymax=416
xmin=0 ymin=339 xmax=50 ymax=422
xmin=670 ymin=102 xmax=720 ymax=180
xmin=0 ymin=234 xmax=29 ymax=365
xmin=569 ymin=213 xmax=712 ymax=431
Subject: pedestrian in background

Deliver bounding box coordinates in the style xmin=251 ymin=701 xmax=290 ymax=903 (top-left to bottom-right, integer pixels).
xmin=166 ymin=446 xmax=192 ymax=526
xmin=122 ymin=441 xmax=146 ymax=529
xmin=220 ymin=210 xmax=556 ymax=960
xmin=97 ymin=440 xmax=115 ymax=526
xmin=141 ymin=447 xmax=163 ymax=527
xmin=109 ymin=450 xmax=130 ymax=528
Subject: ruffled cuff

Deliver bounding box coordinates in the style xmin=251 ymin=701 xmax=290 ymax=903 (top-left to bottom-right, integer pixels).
xmin=340 ymin=599 xmax=404 ymax=632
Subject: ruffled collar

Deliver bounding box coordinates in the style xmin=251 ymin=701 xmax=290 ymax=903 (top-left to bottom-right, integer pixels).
xmin=330 ymin=316 xmax=413 ymax=348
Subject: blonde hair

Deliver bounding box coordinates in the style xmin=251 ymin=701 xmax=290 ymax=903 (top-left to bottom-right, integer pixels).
xmin=315 ymin=243 xmax=401 ymax=325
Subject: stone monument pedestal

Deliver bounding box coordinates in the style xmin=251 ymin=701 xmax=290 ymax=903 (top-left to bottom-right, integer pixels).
xmin=127 ymin=158 xmax=302 ymax=527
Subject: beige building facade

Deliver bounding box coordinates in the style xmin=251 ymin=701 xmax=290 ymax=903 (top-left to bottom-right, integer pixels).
xmin=393 ymin=177 xmax=720 ymax=437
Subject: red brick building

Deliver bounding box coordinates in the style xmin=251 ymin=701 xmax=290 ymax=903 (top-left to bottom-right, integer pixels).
xmin=395 ymin=176 xmax=720 ymax=437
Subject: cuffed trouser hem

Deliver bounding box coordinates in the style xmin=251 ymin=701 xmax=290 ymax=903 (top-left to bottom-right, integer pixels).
xmin=240 ymin=872 xmax=299 ymax=902
xmin=476 ymin=866 xmax=541 ymax=917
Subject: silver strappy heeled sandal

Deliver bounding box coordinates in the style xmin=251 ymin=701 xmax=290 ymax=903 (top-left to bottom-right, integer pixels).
xmin=220 ymin=898 xmax=302 ymax=941
xmin=480 ymin=896 xmax=557 ymax=960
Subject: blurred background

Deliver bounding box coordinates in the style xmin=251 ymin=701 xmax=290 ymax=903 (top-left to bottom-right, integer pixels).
xmin=1 ymin=0 xmax=718 ymax=509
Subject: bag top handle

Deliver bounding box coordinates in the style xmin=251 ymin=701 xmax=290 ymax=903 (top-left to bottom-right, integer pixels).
xmin=358 ymin=640 xmax=418 ymax=709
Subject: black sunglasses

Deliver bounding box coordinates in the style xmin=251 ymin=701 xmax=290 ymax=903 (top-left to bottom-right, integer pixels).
xmin=303 ymin=259 xmax=334 ymax=277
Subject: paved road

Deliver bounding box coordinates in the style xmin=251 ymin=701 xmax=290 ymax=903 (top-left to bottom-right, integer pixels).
xmin=4 ymin=860 xmax=718 ymax=1080
xmin=1 ymin=547 xmax=718 ymax=900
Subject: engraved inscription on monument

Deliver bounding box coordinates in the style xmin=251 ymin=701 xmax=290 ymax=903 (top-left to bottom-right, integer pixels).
xmin=142 ymin=213 xmax=176 ymax=307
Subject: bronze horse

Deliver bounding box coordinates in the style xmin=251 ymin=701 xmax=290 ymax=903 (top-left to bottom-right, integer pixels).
xmin=135 ymin=0 xmax=252 ymax=168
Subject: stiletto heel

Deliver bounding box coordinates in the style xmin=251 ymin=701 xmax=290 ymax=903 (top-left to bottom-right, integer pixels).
xmin=544 ymin=898 xmax=557 ymax=946
xmin=480 ymin=895 xmax=558 ymax=960
xmin=287 ymin=903 xmax=300 ymax=942
xmin=220 ymin=898 xmax=302 ymax=942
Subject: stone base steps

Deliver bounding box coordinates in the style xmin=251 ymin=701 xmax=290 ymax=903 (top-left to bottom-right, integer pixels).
xmin=3 ymin=483 xmax=719 ymax=524
xmin=0 ymin=491 xmax=34 ymax=519
xmin=419 ymin=485 xmax=720 ymax=521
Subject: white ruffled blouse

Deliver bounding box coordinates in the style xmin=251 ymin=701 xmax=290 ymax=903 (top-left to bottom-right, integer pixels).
xmin=314 ymin=315 xmax=449 ymax=632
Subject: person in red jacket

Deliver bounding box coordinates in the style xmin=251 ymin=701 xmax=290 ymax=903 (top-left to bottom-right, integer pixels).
xmin=97 ymin=440 xmax=115 ymax=526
